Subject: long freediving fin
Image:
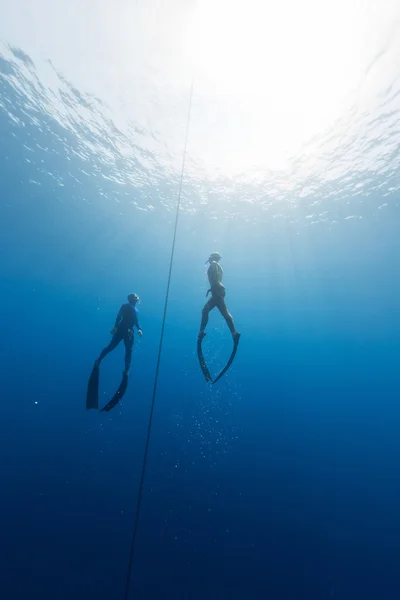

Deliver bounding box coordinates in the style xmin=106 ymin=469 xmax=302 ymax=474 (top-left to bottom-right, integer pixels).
xmin=100 ymin=372 xmax=129 ymax=412
xmin=212 ymin=333 xmax=240 ymax=384
xmin=197 ymin=337 xmax=213 ymax=383
xmin=86 ymin=364 xmax=100 ymax=410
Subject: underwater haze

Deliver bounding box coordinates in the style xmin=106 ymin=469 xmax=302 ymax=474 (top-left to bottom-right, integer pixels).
xmin=1 ymin=0 xmax=400 ymax=598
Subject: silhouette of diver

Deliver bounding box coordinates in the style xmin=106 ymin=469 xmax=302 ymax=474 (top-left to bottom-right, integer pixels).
xmin=198 ymin=252 xmax=239 ymax=342
xmin=95 ymin=293 xmax=143 ymax=376
xmin=197 ymin=252 xmax=240 ymax=384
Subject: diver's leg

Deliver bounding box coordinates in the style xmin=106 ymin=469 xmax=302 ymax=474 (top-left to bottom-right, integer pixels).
xmin=216 ymin=298 xmax=238 ymax=338
xmin=199 ymin=298 xmax=216 ymax=339
xmin=96 ymin=332 xmax=122 ymax=366
xmin=123 ymin=331 xmax=134 ymax=375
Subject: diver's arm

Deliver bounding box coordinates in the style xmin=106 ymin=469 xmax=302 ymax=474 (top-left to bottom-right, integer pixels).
xmin=208 ymin=261 xmax=223 ymax=286
xmin=114 ymin=306 xmax=123 ymax=328
xmin=208 ymin=262 xmax=219 ymax=285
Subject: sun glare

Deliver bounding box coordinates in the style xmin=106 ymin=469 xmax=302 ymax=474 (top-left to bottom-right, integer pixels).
xmin=184 ymin=0 xmax=371 ymax=172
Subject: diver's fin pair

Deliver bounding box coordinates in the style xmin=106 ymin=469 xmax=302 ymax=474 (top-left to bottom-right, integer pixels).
xmin=86 ymin=364 xmax=128 ymax=412
xmin=197 ymin=333 xmax=240 ymax=384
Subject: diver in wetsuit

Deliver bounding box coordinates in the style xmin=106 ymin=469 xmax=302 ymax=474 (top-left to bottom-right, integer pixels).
xmin=95 ymin=293 xmax=143 ymax=375
xmin=198 ymin=253 xmax=239 ymax=341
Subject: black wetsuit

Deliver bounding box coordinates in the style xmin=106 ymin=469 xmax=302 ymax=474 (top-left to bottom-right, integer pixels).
xmin=200 ymin=262 xmax=235 ymax=334
xmin=98 ymin=303 xmax=141 ymax=372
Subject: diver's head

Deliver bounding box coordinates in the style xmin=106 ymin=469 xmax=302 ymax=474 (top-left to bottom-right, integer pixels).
xmin=208 ymin=252 xmax=221 ymax=263
xmin=127 ymin=293 xmax=139 ymax=305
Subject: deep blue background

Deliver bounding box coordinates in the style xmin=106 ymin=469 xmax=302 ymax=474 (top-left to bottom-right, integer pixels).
xmin=1 ymin=46 xmax=400 ymax=600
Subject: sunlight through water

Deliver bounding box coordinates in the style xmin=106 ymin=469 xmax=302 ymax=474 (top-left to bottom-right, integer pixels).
xmin=184 ymin=0 xmax=399 ymax=172
xmin=1 ymin=0 xmax=400 ymax=224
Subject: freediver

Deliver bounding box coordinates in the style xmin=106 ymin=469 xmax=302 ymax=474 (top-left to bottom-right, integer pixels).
xmin=198 ymin=252 xmax=239 ymax=341
xmin=94 ymin=293 xmax=143 ymax=376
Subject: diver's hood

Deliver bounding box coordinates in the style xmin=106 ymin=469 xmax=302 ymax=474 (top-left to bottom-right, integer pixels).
xmin=206 ymin=253 xmax=222 ymax=264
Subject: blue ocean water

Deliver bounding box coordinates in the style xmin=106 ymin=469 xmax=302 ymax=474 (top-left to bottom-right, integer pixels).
xmin=1 ymin=3 xmax=400 ymax=598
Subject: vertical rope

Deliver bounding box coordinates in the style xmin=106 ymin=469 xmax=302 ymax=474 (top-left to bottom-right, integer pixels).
xmin=123 ymin=79 xmax=194 ymax=600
